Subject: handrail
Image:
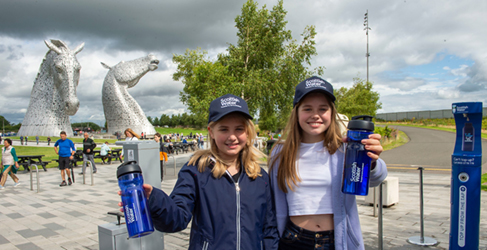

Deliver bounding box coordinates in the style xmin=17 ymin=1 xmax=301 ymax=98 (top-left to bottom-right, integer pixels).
xmin=82 ymin=161 xmax=94 ymax=186
xmin=29 ymin=164 xmax=40 ymax=193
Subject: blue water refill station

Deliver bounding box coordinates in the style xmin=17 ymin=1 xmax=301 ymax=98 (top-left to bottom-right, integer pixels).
xmin=450 ymin=102 xmax=482 ymax=249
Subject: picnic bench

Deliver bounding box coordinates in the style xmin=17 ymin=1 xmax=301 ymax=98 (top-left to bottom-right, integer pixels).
xmin=93 ymin=148 xmax=123 ymax=164
xmin=17 ymin=155 xmax=49 ymax=172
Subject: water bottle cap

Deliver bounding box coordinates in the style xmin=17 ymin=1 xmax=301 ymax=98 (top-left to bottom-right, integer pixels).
xmin=347 ymin=115 xmax=374 ymax=131
xmin=117 ymin=161 xmax=142 ymax=178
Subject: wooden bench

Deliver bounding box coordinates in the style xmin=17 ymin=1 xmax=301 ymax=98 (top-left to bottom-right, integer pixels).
xmin=19 ymin=161 xmax=49 ymax=172
xmin=93 ymin=150 xmax=122 ymax=164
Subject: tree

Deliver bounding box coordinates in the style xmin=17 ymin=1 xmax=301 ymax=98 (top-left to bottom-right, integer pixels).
xmin=335 ymin=77 xmax=382 ymax=119
xmin=71 ymin=122 xmax=101 ymax=132
xmin=152 ymin=117 xmax=160 ymax=126
xmin=173 ymin=0 xmax=323 ymax=130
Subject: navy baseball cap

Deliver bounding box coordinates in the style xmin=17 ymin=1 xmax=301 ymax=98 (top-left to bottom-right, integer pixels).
xmin=208 ymin=94 xmax=253 ymax=124
xmin=293 ymin=76 xmax=336 ymax=107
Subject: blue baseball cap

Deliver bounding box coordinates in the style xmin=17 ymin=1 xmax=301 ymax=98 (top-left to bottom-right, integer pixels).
xmin=293 ymin=76 xmax=336 ymax=107
xmin=208 ymin=94 xmax=253 ymax=124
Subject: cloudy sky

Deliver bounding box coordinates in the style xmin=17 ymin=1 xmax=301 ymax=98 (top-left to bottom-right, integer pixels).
xmin=0 ymin=0 xmax=485 ymax=125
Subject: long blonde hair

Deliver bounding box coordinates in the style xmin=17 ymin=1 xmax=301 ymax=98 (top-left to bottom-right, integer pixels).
xmin=269 ymin=93 xmax=343 ymax=192
xmin=124 ymin=128 xmax=141 ymax=139
xmin=188 ymin=113 xmax=264 ymax=179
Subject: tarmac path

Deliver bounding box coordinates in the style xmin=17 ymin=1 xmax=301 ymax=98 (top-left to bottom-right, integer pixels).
xmin=380 ymin=126 xmax=487 ymax=174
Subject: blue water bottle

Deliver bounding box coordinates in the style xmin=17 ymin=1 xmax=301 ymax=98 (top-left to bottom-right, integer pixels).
xmin=341 ymin=115 xmax=374 ymax=196
xmin=117 ymin=161 xmax=154 ymax=238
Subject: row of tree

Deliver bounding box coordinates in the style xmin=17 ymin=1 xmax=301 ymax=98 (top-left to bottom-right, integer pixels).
xmin=147 ymin=113 xmax=205 ymax=128
xmin=0 ymin=116 xmax=21 ymax=133
xmin=71 ymin=122 xmax=101 ymax=132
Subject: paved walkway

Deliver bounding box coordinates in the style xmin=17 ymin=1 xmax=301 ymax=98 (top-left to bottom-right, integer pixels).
xmin=0 ymin=157 xmax=486 ymax=249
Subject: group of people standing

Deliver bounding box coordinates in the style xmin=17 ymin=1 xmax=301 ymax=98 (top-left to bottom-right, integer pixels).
xmin=116 ymin=76 xmax=387 ymax=250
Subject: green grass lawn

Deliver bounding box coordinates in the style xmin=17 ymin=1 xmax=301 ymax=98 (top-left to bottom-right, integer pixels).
xmin=382 ymin=130 xmax=409 ymax=151
xmin=13 ymin=146 xmax=115 ymax=170
xmin=6 ymin=136 xmax=119 ymax=144
xmin=377 ymin=122 xmax=487 ymax=139
xmin=482 ymin=173 xmax=487 ymax=192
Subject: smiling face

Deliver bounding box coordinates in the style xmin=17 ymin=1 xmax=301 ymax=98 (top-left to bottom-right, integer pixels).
xmin=208 ymin=113 xmax=248 ymax=163
xmin=297 ymin=92 xmax=333 ymax=143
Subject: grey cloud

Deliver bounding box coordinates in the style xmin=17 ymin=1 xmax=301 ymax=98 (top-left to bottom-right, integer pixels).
xmin=7 ymin=52 xmax=24 ymax=60
xmin=0 ymin=0 xmax=247 ymax=54
xmin=456 ymin=63 xmax=487 ymax=92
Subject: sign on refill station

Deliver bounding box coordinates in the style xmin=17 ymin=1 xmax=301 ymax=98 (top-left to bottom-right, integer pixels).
xmin=450 ymin=102 xmax=482 ymax=249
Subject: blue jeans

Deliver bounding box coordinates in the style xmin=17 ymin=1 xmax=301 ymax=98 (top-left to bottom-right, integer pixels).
xmin=279 ymin=220 xmax=335 ymax=250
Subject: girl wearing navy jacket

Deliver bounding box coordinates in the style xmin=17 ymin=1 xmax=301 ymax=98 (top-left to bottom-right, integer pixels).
xmin=269 ymin=76 xmax=387 ymax=250
xmin=132 ymin=94 xmax=278 ymax=250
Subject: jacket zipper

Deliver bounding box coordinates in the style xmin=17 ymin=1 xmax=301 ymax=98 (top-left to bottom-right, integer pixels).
xmin=226 ymin=170 xmax=241 ymax=250
xmin=236 ymin=181 xmax=241 ymax=250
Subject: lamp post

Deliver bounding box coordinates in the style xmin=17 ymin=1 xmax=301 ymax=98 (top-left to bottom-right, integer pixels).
xmin=364 ymin=10 xmax=371 ymax=83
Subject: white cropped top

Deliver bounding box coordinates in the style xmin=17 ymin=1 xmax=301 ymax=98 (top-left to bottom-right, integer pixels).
xmin=286 ymin=141 xmax=334 ymax=216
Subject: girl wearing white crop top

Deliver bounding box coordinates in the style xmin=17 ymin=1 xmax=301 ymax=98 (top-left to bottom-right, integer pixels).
xmin=269 ymin=76 xmax=387 ymax=250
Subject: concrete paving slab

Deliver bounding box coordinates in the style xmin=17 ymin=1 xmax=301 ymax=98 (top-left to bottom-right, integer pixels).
xmin=0 ymin=153 xmax=485 ymax=249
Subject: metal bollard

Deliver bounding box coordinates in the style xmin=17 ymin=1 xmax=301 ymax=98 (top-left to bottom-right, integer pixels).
xmin=29 ymin=164 xmax=40 ymax=193
xmin=407 ymin=166 xmax=438 ymax=246
xmin=373 ymin=186 xmax=378 ymax=217
xmin=169 ymin=155 xmax=176 ymax=176
xmin=82 ymin=161 xmax=94 ymax=186
xmin=378 ymin=182 xmax=383 ymax=250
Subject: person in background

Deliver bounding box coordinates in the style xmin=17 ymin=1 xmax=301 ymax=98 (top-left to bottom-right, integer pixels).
xmin=80 ymin=132 xmax=97 ymax=175
xmin=54 ymin=131 xmax=76 ymax=187
xmin=20 ymin=135 xmax=24 ymax=145
xmin=25 ymin=136 xmax=28 ymax=145
xmin=36 ymin=135 xmax=39 ymax=145
xmin=154 ymin=133 xmax=168 ymax=181
xmin=100 ymin=141 xmax=111 ymax=164
xmin=47 ymin=136 xmax=51 ymax=146
xmin=125 ymin=128 xmax=140 ymax=141
xmin=0 ymin=138 xmax=21 ymax=189
xmin=199 ymin=133 xmax=204 ymax=149
xmin=269 ymin=76 xmax=387 ymax=250
xmin=120 ymin=128 xmax=140 ymax=161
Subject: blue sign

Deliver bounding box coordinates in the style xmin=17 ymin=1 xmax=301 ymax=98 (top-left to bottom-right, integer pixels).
xmin=450 ymin=102 xmax=482 ymax=249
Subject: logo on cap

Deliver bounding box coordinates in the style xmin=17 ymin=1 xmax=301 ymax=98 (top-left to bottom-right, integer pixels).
xmin=221 ymin=97 xmax=242 ymax=109
xmin=305 ymin=78 xmax=328 ymax=90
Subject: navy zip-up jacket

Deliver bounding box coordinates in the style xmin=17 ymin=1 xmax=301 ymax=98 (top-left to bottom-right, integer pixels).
xmin=148 ymin=161 xmax=279 ymax=250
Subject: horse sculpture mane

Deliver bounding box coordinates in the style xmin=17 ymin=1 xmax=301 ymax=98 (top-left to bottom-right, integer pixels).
xmin=18 ymin=39 xmax=84 ymax=137
xmin=101 ymin=54 xmax=159 ymax=136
